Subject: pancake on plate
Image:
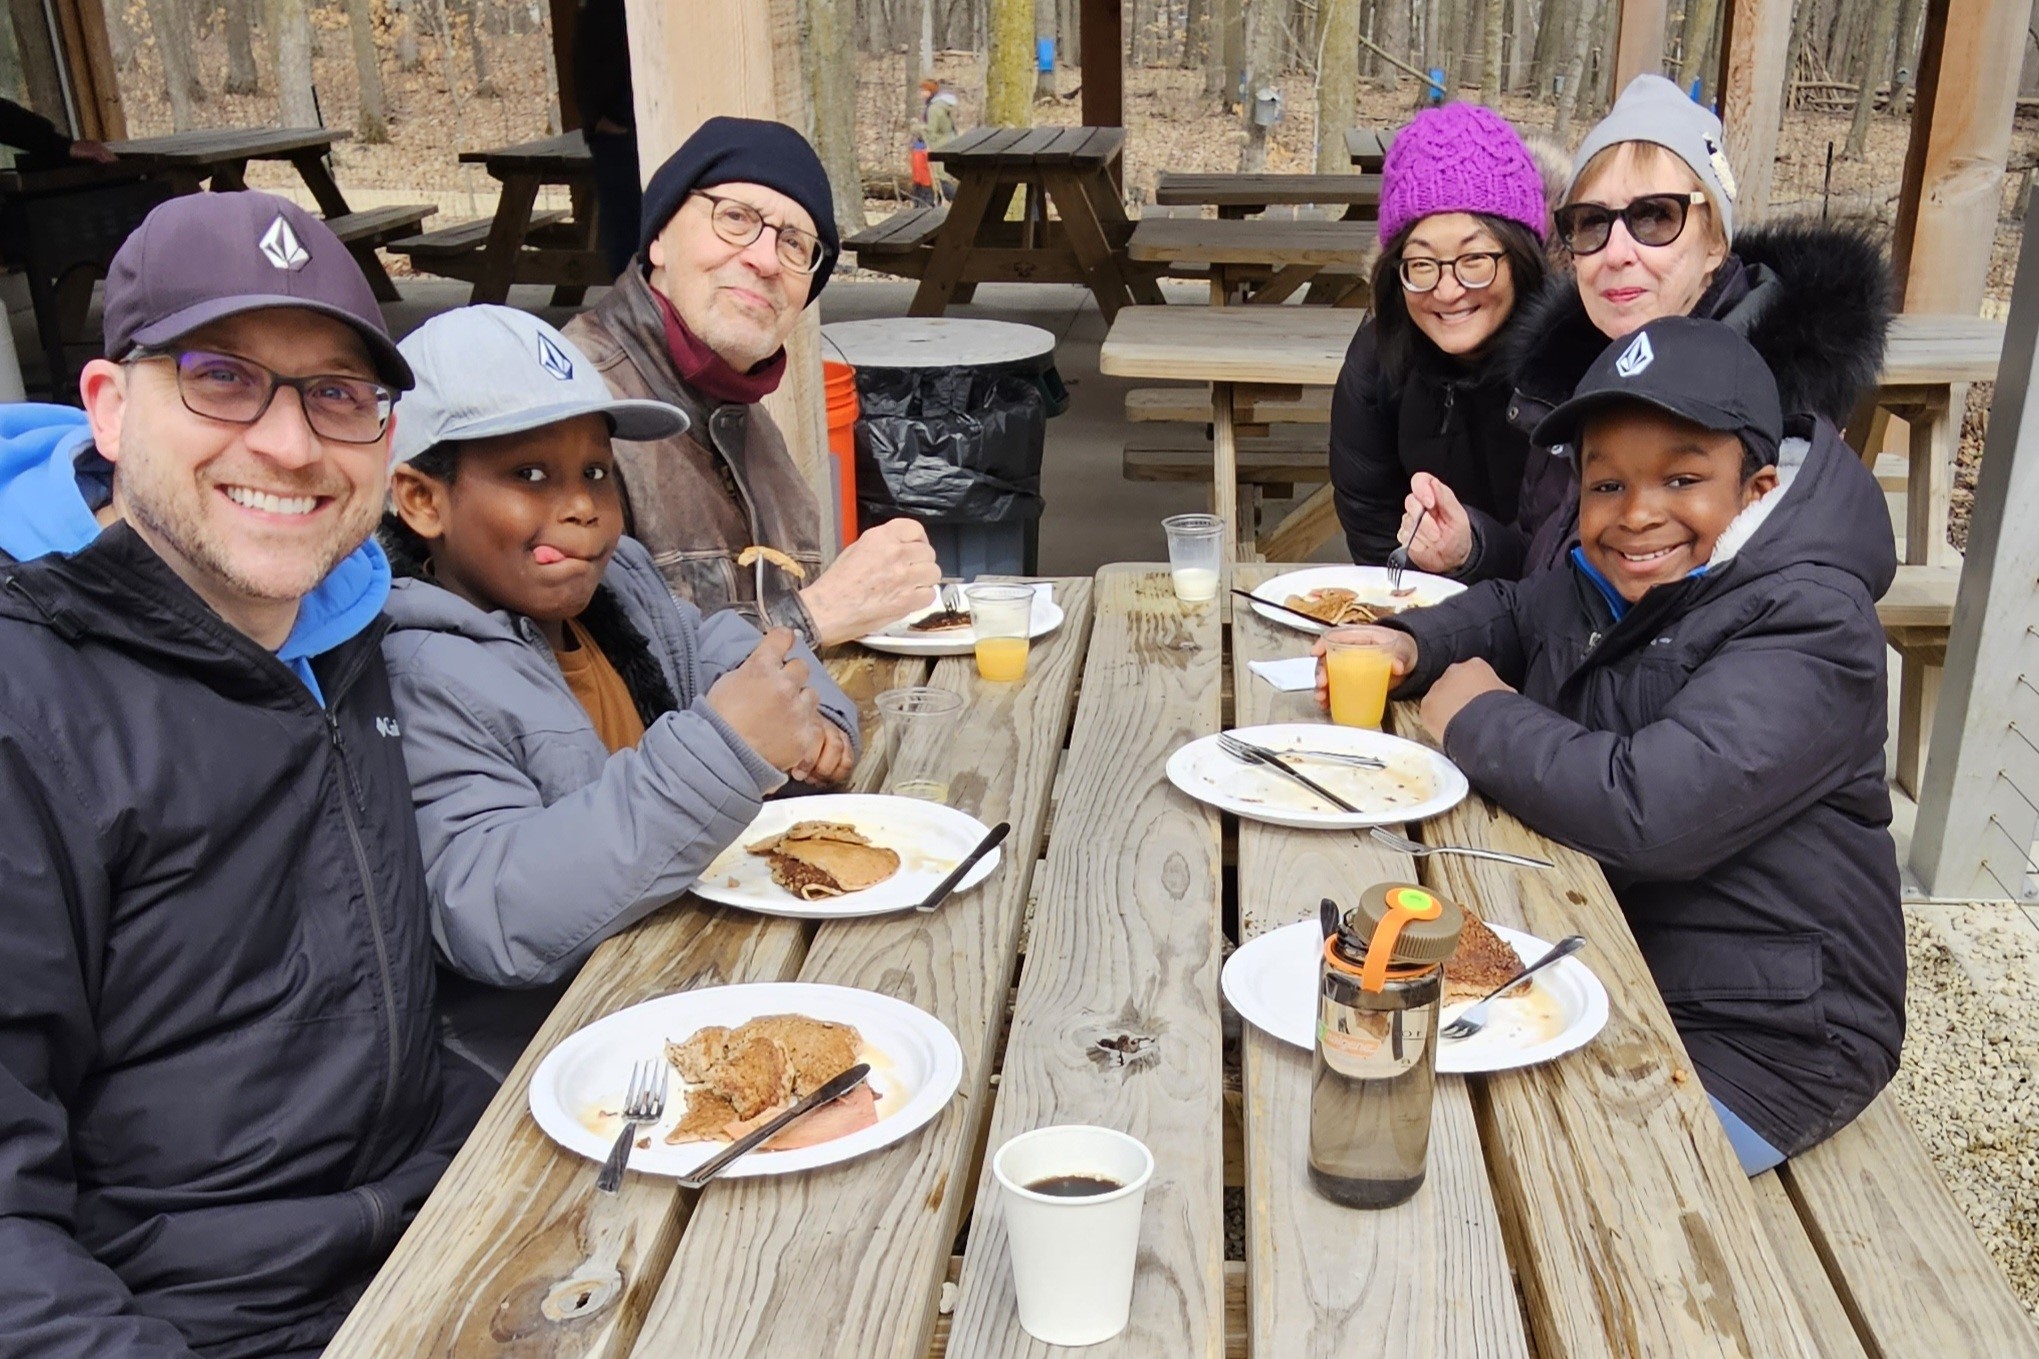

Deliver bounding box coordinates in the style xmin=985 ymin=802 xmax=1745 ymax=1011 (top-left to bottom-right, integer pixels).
xmin=664 ymin=1013 xmax=876 ymax=1150
xmin=1444 ymin=910 xmax=1527 ymax=1004
xmin=746 ymin=821 xmax=902 ymax=900
xmin=1282 ymin=586 xmax=1415 ymax=626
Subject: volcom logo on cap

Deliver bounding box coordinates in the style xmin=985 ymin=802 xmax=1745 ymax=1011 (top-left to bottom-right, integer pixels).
xmin=258 ymin=215 xmax=310 ymax=271
xmin=537 ymin=332 xmax=575 ymax=381
xmin=1615 ymin=331 xmax=1654 ymax=378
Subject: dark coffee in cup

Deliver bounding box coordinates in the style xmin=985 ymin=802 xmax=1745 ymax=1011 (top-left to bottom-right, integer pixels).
xmin=1024 ymin=1174 xmax=1123 ymax=1197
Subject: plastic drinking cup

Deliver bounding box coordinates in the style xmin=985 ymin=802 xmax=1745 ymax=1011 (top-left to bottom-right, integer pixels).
xmin=1162 ymin=513 xmax=1225 ymax=603
xmin=968 ymin=584 xmax=1035 ymax=682
xmin=875 ymin=686 xmax=964 ymax=803
xmin=993 ymin=1125 xmax=1155 ymax=1346
xmin=1326 ymin=639 xmax=1395 ymax=730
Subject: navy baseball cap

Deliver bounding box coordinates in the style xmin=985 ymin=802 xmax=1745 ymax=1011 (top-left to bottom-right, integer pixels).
xmin=1534 ymin=315 xmax=1783 ymax=466
xmin=102 ymin=190 xmax=413 ymax=389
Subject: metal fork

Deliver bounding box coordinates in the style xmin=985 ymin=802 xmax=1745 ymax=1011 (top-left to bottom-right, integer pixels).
xmin=1368 ymin=825 xmax=1554 ymax=869
xmin=1218 ymin=733 xmax=1361 ymax=813
xmin=595 ymin=1059 xmax=668 ymax=1193
xmin=1386 ymin=505 xmax=1427 ymax=594
xmin=1442 ymin=935 xmax=1588 ymax=1040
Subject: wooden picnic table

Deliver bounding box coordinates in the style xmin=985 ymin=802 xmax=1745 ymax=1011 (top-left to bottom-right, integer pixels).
xmin=1153 ymin=172 xmax=1383 ymax=221
xmin=389 ymin=131 xmax=607 ymax=306
xmin=1344 ymin=125 xmax=1398 ymax=172
xmin=1125 ymin=216 xmax=1377 ymax=307
xmin=318 ymin=563 xmax=2039 ymax=1358
xmin=875 ymin=126 xmax=1165 ymax=322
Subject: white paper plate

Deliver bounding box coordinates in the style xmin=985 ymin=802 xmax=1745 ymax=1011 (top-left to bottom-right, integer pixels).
xmin=694 ymin=793 xmax=1002 ymax=918
xmin=1166 ymin=723 xmax=1468 ymax=830
xmin=857 ymin=582 xmax=1063 ymax=657
xmin=1249 ymin=565 xmax=1465 ymax=635
xmin=529 ymin=982 xmax=964 ymax=1178
xmin=1221 ymin=920 xmax=1609 ymax=1074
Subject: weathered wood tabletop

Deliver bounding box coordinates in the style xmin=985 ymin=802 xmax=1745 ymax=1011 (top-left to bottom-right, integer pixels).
xmin=1126 ymin=217 xmax=1378 ymax=307
xmin=322 ymin=565 xmax=2039 ymax=1359
xmin=1153 ymin=172 xmax=1383 ymax=221
xmin=400 ymin=130 xmax=607 ymax=306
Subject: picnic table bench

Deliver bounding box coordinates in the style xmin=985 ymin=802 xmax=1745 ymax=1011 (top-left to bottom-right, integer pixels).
xmin=318 ymin=564 xmax=2039 ymax=1358
xmin=106 ymin=125 xmax=433 ymax=302
xmin=1153 ymin=171 xmax=1383 ymax=221
xmin=387 ymin=131 xmax=608 ymax=305
xmin=1125 ymin=216 xmax=1377 ymax=306
xmin=845 ymin=126 xmax=1165 ymax=322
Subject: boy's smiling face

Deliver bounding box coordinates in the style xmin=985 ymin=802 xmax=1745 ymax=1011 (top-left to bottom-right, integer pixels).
xmin=1577 ymin=404 xmax=1777 ymax=603
xmin=391 ymin=413 xmax=622 ymax=637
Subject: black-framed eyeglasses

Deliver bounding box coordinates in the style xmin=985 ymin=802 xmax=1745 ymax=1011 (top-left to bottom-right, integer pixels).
xmin=1399 ymin=250 xmax=1507 ymax=293
xmin=129 ymin=349 xmax=394 ymax=444
xmin=690 ymin=190 xmax=829 ymax=274
xmin=1553 ymin=191 xmax=1707 ymax=256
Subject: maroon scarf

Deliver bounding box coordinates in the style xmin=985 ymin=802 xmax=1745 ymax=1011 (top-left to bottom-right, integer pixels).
xmin=651 ymin=286 xmax=787 ymax=405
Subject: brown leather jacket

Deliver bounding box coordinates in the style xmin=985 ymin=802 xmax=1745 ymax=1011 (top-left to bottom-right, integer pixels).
xmin=564 ymin=266 xmax=823 ymax=641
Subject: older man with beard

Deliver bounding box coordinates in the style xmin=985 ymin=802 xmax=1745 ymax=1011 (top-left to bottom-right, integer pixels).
xmin=565 ymin=116 xmax=941 ymax=647
xmin=0 ymin=191 xmax=486 ymax=1358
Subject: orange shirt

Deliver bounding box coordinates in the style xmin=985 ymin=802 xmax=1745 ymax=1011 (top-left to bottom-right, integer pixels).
xmin=553 ymin=617 xmax=647 ymax=753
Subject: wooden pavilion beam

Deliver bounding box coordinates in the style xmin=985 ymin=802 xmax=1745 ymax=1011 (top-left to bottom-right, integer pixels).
xmin=1080 ymin=0 xmax=1123 ymax=127
xmin=47 ymin=0 xmax=123 ymax=140
xmin=1612 ymin=0 xmax=1669 ymax=91
xmin=1891 ymin=0 xmax=2033 ymax=314
xmin=549 ymin=0 xmax=580 ymax=132
xmin=1715 ymin=0 xmax=1791 ymax=222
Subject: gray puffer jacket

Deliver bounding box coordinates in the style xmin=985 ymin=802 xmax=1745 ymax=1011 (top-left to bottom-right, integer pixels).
xmin=380 ymin=537 xmax=857 ymax=1072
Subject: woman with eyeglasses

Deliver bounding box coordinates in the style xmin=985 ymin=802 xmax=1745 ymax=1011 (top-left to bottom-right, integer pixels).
xmin=1327 ymin=103 xmax=1551 ymax=567
xmin=1399 ymin=74 xmax=1892 ymax=580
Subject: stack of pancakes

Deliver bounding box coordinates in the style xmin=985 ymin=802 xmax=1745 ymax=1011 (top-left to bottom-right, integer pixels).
xmin=664 ymin=1013 xmax=872 ymax=1147
xmin=747 ymin=821 xmax=902 ymax=900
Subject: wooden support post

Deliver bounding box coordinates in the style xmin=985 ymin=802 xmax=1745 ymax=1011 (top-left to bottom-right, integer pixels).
xmin=1911 ymin=201 xmax=2039 ymax=900
xmin=1080 ymin=0 xmax=1124 ymax=127
xmin=1612 ymin=0 xmax=1669 ymax=89
xmin=623 ymin=0 xmax=837 ymax=556
xmin=1714 ymin=0 xmax=1792 ymax=221
xmin=1891 ymin=0 xmax=2033 ymax=315
xmin=549 ymin=0 xmax=580 ymax=131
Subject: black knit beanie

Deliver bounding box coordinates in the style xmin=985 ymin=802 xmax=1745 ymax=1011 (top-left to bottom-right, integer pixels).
xmin=638 ymin=116 xmax=839 ymax=302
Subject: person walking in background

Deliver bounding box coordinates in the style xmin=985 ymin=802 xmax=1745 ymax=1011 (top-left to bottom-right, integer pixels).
xmin=917 ymin=78 xmax=961 ymax=202
xmin=573 ymin=0 xmax=640 ymax=280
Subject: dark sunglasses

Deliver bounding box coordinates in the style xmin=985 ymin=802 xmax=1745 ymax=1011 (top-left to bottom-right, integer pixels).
xmin=1553 ymin=191 xmax=1707 ymax=256
xmin=129 ymin=349 xmax=394 ymax=444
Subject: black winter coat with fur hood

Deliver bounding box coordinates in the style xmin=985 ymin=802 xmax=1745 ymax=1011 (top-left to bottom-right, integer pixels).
xmin=1454 ymin=218 xmax=1893 ymax=582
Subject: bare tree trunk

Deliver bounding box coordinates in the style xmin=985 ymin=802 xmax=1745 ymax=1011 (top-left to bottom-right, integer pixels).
xmin=1212 ymin=0 xmax=1243 ymax=101
xmin=1552 ymin=0 xmax=1595 ymax=139
xmin=266 ymin=0 xmax=317 ymax=126
xmin=905 ymin=0 xmax=926 ymax=124
xmin=1433 ymin=0 xmax=1457 ymax=87
xmin=1887 ymin=0 xmax=1923 ymax=112
xmin=221 ymin=0 xmax=257 ymax=92
xmin=341 ymin=0 xmax=389 ymax=140
xmin=1781 ymin=0 xmax=1814 ymax=106
xmin=1378 ymin=0 xmax=1405 ymax=89
xmin=1530 ymin=0 xmax=1567 ymax=95
xmin=461 ymin=0 xmax=497 ymax=96
xmin=1843 ymin=0 xmax=1898 ymax=156
xmin=1187 ymin=0 xmax=1210 ymax=67
xmin=1240 ymin=0 xmax=1282 ymax=169
xmin=146 ymin=0 xmax=203 ymax=129
xmin=808 ymin=0 xmax=867 ymax=230
xmin=986 ymin=0 xmax=1033 ymax=123
xmin=1317 ymin=0 xmax=1359 ymax=171
xmin=1676 ymin=0 xmax=1714 ymax=88
xmin=1480 ymin=0 xmax=1503 ymax=99
xmin=1035 ymin=0 xmax=1056 ymax=97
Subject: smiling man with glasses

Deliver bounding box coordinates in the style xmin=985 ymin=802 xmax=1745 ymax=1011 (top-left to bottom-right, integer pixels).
xmin=0 ymin=191 xmax=490 ymax=1359
xmin=565 ymin=116 xmax=940 ymax=649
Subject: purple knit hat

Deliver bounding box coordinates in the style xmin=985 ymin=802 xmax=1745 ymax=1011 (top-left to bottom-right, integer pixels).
xmin=1377 ymin=103 xmax=1547 ymax=245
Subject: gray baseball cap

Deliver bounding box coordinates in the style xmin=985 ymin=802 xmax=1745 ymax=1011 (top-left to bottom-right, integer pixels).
xmin=390 ymin=306 xmax=687 ymax=463
xmin=1570 ymin=73 xmax=1737 ymax=242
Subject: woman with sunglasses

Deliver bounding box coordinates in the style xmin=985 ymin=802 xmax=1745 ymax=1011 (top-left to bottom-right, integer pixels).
xmin=1328 ymin=103 xmax=1551 ymax=567
xmin=1400 ymin=74 xmax=1891 ymax=580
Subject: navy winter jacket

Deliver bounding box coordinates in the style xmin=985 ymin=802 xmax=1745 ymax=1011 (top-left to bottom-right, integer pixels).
xmin=0 ymin=525 xmax=486 ymax=1358
xmin=1388 ymin=419 xmax=1905 ymax=1155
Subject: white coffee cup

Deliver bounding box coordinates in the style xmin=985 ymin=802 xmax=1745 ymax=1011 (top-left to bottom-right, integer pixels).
xmin=992 ymin=1124 xmax=1155 ymax=1346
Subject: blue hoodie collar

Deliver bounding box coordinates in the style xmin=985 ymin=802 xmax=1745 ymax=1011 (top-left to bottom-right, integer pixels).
xmin=1569 ymin=546 xmax=1713 ymax=625
xmin=277 ymin=539 xmax=391 ymax=706
xmin=0 ymin=404 xmax=102 ymax=561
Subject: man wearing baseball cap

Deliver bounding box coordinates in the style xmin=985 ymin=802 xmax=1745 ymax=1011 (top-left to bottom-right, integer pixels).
xmin=376 ymin=306 xmax=857 ymax=1075
xmin=0 ymin=190 xmax=488 ymax=1357
xmin=563 ymin=116 xmax=939 ymax=648
xmin=1315 ymin=316 xmax=1904 ymax=1174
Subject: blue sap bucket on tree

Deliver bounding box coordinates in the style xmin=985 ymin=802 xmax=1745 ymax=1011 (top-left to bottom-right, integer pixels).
xmin=1037 ymin=38 xmax=1055 ymax=72
xmin=1425 ymin=68 xmax=1446 ymax=104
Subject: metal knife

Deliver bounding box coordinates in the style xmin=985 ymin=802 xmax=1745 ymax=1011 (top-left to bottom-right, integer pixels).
xmin=676 ymin=1062 xmax=872 ymax=1191
xmin=915 ymin=821 xmax=1010 ymax=912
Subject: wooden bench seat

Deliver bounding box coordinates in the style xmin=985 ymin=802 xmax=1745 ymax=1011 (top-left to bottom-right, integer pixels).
xmin=387 ymin=209 xmax=568 ymax=259
xmin=324 ymin=203 xmax=436 ymax=246
xmin=1880 ymin=563 xmax=1957 ymax=631
xmin=1123 ymin=435 xmax=1329 ymax=487
xmin=845 ymin=206 xmax=947 ymax=258
xmin=1126 ymin=385 xmax=1333 ymax=426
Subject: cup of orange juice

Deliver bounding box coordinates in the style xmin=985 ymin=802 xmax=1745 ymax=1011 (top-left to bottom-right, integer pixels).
xmin=968 ymin=583 xmax=1035 ymax=682
xmin=1325 ymin=638 xmax=1396 ymax=730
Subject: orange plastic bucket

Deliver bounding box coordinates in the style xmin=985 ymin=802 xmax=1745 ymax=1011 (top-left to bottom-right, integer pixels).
xmin=822 ymin=360 xmax=860 ymax=547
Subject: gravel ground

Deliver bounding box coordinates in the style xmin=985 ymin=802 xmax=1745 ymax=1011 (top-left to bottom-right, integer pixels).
xmin=1891 ymin=905 xmax=2039 ymax=1321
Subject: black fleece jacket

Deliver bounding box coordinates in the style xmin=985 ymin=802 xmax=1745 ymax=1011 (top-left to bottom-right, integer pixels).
xmin=1388 ymin=418 xmax=1904 ymax=1156
xmin=1328 ymin=317 xmax=1530 ymax=566
xmin=1462 ymin=217 xmax=1894 ymax=582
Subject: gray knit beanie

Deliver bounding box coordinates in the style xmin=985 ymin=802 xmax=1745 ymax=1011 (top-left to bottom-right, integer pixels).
xmin=1568 ymin=74 xmax=1738 ymax=242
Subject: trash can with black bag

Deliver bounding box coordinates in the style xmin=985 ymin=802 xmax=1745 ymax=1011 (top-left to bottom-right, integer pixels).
xmin=823 ymin=319 xmax=1065 ymax=579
